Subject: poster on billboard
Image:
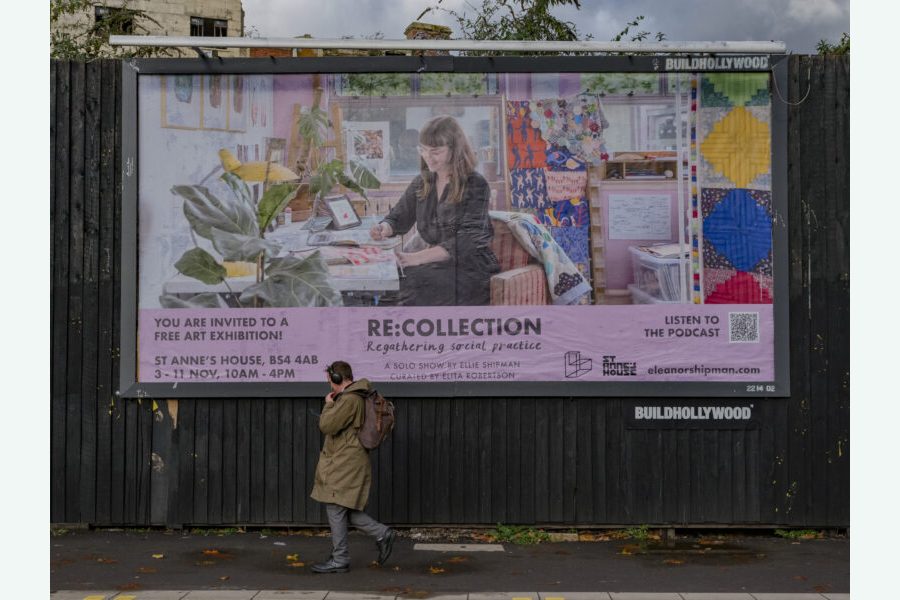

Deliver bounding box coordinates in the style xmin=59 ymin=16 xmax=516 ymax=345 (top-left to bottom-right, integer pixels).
xmin=120 ymin=56 xmax=789 ymax=397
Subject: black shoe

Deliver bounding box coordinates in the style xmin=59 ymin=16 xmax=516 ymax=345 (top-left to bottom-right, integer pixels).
xmin=376 ymin=529 xmax=396 ymax=566
xmin=311 ymin=558 xmax=349 ymax=573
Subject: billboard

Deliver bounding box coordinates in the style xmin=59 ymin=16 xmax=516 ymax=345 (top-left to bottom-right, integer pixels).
xmin=120 ymin=56 xmax=789 ymax=397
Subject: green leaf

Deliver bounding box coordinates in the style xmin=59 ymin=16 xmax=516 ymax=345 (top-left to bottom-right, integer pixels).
xmin=174 ymin=247 xmax=227 ymax=285
xmin=347 ymin=160 xmax=381 ymax=190
xmin=209 ymin=228 xmax=282 ymax=262
xmin=239 ymin=253 xmax=342 ymax=307
xmin=159 ymin=293 xmax=228 ymax=309
xmin=173 ymin=185 xmax=258 ymax=241
xmin=257 ymin=183 xmax=298 ymax=231
xmin=220 ymin=171 xmax=256 ymax=213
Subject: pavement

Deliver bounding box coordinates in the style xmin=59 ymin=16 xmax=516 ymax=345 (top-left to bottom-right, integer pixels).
xmin=50 ymin=528 xmax=849 ymax=600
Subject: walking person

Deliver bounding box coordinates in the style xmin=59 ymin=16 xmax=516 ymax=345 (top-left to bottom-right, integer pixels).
xmin=310 ymin=360 xmax=396 ymax=573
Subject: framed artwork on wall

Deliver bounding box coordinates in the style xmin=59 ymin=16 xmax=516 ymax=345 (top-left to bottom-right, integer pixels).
xmin=202 ymin=74 xmax=229 ymax=131
xmin=344 ymin=121 xmax=390 ymax=181
xmin=161 ymin=75 xmax=201 ymax=129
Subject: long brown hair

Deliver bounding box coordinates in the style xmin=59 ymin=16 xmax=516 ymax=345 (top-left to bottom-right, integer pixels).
xmin=418 ymin=115 xmax=476 ymax=204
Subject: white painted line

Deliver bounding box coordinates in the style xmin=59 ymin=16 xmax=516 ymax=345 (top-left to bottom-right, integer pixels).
xmin=413 ymin=543 xmax=506 ymax=552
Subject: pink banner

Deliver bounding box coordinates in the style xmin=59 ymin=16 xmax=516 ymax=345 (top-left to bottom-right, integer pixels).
xmin=138 ymin=305 xmax=773 ymax=384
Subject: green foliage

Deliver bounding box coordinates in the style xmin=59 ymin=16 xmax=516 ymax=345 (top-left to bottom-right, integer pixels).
xmin=342 ymin=73 xmax=413 ymax=97
xmin=491 ymin=523 xmax=551 ymax=545
xmin=167 ymin=173 xmax=344 ymax=308
xmin=623 ymin=524 xmax=651 ymax=540
xmin=50 ymin=0 xmax=173 ymax=59
xmin=418 ymin=0 xmax=589 ymax=54
xmin=775 ymin=528 xmax=821 ymax=539
xmin=612 ymin=15 xmax=666 ymax=43
xmin=817 ymin=33 xmax=849 ymax=55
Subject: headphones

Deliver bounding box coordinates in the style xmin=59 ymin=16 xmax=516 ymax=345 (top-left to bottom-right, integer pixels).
xmin=327 ymin=364 xmax=343 ymax=385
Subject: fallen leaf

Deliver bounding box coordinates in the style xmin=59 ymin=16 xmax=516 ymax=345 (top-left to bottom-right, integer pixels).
xmin=202 ymin=549 xmax=222 ymax=556
xmin=151 ymin=554 xmax=165 ymax=559
xmin=116 ymin=583 xmax=141 ymax=591
xmin=663 ymin=559 xmax=684 ymax=565
xmin=794 ymin=575 xmax=809 ymax=581
xmin=813 ymin=585 xmax=830 ymax=593
xmin=96 ymin=558 xmax=118 ymax=564
xmin=137 ymin=567 xmax=157 ymax=574
xmin=287 ymin=561 xmax=306 ymax=568
xmin=274 ymin=542 xmax=286 ymax=546
xmin=447 ymin=556 xmax=469 ymax=563
xmin=286 ymin=554 xmax=299 ymax=561
xmin=196 ymin=560 xmax=217 ymax=566
xmin=219 ymin=576 xmax=230 ymax=581
xmin=428 ymin=566 xmax=446 ymax=574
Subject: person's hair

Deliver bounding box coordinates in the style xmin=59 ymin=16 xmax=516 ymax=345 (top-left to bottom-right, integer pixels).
xmin=329 ymin=360 xmax=353 ymax=383
xmin=418 ymin=115 xmax=476 ymax=204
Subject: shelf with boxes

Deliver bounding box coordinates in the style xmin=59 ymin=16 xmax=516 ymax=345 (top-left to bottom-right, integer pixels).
xmin=599 ymin=151 xmax=679 ymax=181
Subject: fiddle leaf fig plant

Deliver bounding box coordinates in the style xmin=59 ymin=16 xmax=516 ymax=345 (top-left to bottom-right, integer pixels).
xmin=161 ymin=165 xmax=343 ymax=308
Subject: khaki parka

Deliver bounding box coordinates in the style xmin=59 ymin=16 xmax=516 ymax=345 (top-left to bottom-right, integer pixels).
xmin=310 ymin=379 xmax=372 ymax=510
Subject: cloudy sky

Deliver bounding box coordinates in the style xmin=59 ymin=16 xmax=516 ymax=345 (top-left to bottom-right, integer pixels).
xmin=242 ymin=0 xmax=849 ymax=54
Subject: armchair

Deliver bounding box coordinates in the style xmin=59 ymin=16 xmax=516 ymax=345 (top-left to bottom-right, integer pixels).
xmin=489 ymin=218 xmax=550 ymax=305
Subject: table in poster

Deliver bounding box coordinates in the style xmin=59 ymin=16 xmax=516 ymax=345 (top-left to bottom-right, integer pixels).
xmin=162 ymin=216 xmax=401 ymax=303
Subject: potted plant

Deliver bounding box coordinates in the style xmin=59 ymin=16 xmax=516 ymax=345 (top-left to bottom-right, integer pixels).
xmin=161 ymin=101 xmax=381 ymax=308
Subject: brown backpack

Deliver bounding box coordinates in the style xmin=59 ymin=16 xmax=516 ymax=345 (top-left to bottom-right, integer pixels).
xmin=357 ymin=388 xmax=395 ymax=450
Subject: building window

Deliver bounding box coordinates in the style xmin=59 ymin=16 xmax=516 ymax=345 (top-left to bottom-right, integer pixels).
xmin=190 ymin=16 xmax=228 ymax=37
xmin=95 ymin=5 xmax=133 ymax=35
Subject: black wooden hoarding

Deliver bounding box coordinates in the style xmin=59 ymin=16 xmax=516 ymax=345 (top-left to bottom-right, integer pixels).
xmin=50 ymin=56 xmax=848 ymax=527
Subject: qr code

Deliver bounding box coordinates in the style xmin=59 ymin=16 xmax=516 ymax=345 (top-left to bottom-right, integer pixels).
xmin=729 ymin=312 xmax=760 ymax=343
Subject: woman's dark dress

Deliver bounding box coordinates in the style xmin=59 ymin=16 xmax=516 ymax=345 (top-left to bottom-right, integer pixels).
xmin=382 ymin=172 xmax=500 ymax=306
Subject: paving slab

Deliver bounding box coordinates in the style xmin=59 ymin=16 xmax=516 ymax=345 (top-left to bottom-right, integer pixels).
xmin=52 ymin=592 xmax=119 ymax=599
xmin=539 ymin=593 xmax=613 ymax=600
xmin=750 ymin=596 xmax=828 ymax=600
xmin=681 ymin=595 xmax=756 ymax=600
xmin=322 ymin=594 xmax=397 ymax=600
xmin=254 ymin=592 xmax=329 ymax=600
xmin=610 ymin=594 xmax=682 ymax=600
xmin=182 ymin=592 xmax=257 ymax=599
xmin=110 ymin=593 xmax=190 ymax=600
xmin=822 ymin=595 xmax=850 ymax=600
xmin=470 ymin=594 xmax=539 ymax=600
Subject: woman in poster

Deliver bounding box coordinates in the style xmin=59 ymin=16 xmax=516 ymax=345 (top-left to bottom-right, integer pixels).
xmin=370 ymin=116 xmax=499 ymax=306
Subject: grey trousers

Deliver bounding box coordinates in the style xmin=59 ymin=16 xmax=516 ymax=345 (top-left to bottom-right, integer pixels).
xmin=325 ymin=503 xmax=389 ymax=565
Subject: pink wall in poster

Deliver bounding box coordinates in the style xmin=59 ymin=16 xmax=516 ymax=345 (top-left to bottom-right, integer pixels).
xmin=601 ymin=180 xmax=689 ymax=290
xmin=272 ymin=75 xmax=318 ymax=149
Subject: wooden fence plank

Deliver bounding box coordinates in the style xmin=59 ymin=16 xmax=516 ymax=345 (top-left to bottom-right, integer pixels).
xmin=193 ymin=399 xmax=210 ymax=524
xmin=290 ymin=398 xmax=308 ymax=523
xmin=65 ymin=60 xmax=86 ymax=522
xmin=490 ymin=398 xmax=507 ymax=523
xmin=208 ymin=400 xmax=224 ymax=524
xmin=94 ymin=59 xmax=118 ymax=525
xmin=575 ymin=399 xmax=593 ymax=522
xmin=434 ymin=399 xmax=451 ymax=523
xmin=51 ymin=60 xmax=70 ymax=524
xmin=477 ymin=400 xmax=492 ymax=523
xmin=462 ymin=397 xmax=479 ymax=523
xmin=221 ymin=399 xmax=238 ymax=523
xmin=533 ymin=398 xmax=549 ymax=522
xmin=278 ymin=398 xmax=293 ymax=522
xmin=563 ymin=399 xmax=578 ymax=522
xmin=236 ymin=399 xmax=251 ymax=523
xmin=519 ymin=397 xmax=535 ymax=523
xmin=78 ymin=59 xmax=102 ymax=525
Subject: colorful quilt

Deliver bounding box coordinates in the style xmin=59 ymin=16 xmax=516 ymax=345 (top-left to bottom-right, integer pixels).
xmin=490 ymin=211 xmax=592 ymax=305
xmin=697 ymin=73 xmax=773 ymax=304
